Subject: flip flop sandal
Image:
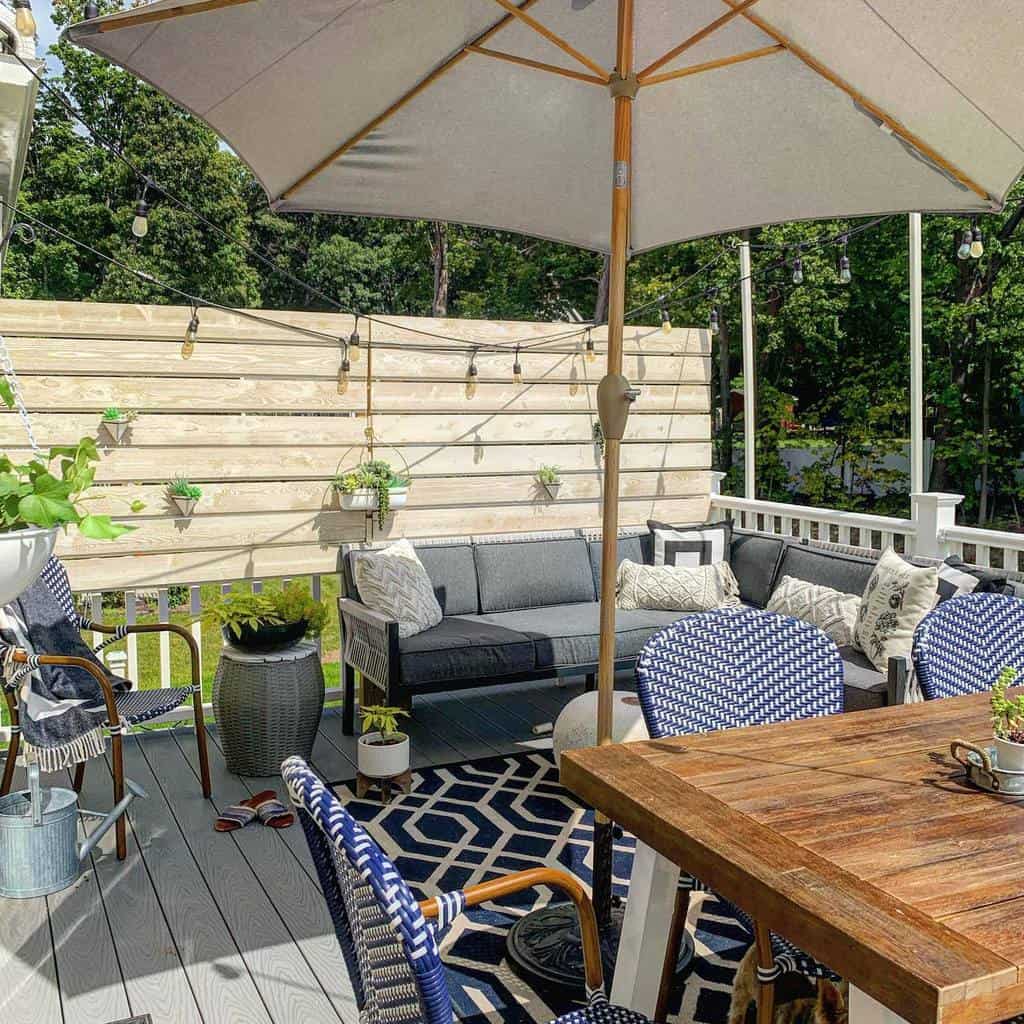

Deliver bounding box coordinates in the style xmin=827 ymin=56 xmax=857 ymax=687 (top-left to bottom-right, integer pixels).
xmin=253 ymin=794 xmax=294 ymax=829
xmin=214 ymin=789 xmax=278 ymax=832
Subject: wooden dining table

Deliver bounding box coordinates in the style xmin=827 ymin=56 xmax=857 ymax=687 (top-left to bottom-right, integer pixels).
xmin=561 ymin=692 xmax=1024 ymax=1024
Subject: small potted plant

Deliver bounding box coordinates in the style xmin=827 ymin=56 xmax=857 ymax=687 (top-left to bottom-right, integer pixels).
xmin=334 ymin=459 xmax=410 ymax=529
xmin=537 ymin=464 xmax=562 ymax=500
xmin=991 ymin=667 xmax=1024 ymax=771
xmin=100 ymin=407 xmax=135 ymax=444
xmin=358 ymin=705 xmax=411 ymax=778
xmin=204 ymin=582 xmax=328 ymax=652
xmin=168 ymin=476 xmax=202 ymax=517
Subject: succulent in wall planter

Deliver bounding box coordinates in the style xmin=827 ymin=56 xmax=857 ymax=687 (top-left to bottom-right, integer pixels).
xmin=100 ymin=407 xmax=136 ymax=445
xmin=168 ymin=476 xmax=202 ymax=518
xmin=991 ymin=667 xmax=1024 ymax=770
xmin=537 ymin=464 xmax=562 ymax=500
xmin=357 ymin=705 xmax=410 ymax=778
xmin=333 ymin=460 xmax=411 ymax=529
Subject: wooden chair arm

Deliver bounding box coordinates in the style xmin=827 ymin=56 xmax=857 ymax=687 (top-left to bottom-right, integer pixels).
xmin=85 ymin=621 xmax=201 ymax=688
xmin=9 ymin=649 xmax=121 ymax=726
xmin=419 ymin=866 xmax=604 ymax=993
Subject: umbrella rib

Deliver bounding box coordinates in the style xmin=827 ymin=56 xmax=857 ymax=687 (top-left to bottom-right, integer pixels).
xmin=278 ymin=0 xmax=545 ymax=202
xmin=83 ymin=0 xmax=257 ymax=34
xmin=488 ymin=0 xmax=611 ymax=82
xmin=637 ymin=0 xmax=762 ymax=82
xmin=718 ymin=0 xmax=995 ymax=203
xmin=465 ymin=45 xmax=607 ymax=86
xmin=642 ymin=44 xmax=784 ymax=87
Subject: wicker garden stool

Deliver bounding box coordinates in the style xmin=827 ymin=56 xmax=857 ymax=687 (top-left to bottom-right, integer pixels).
xmin=213 ymin=642 xmax=324 ymax=776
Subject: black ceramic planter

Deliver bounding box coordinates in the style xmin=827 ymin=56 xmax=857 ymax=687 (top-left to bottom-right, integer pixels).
xmin=222 ymin=619 xmax=307 ymax=652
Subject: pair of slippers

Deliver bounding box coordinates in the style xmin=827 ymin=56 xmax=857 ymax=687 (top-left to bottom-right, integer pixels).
xmin=215 ymin=790 xmax=294 ymax=832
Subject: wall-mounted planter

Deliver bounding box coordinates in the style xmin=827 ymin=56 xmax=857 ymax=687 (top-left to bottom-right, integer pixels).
xmin=100 ymin=417 xmax=131 ymax=444
xmin=0 ymin=526 xmax=58 ymax=605
xmin=541 ymin=481 xmax=562 ymax=500
xmin=170 ymin=495 xmax=198 ymax=517
xmin=340 ymin=487 xmax=409 ymax=513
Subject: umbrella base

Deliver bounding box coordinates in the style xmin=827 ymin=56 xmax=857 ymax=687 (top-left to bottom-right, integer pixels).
xmin=505 ymin=900 xmax=694 ymax=997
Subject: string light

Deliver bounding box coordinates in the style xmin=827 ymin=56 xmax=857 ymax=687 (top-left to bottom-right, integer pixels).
xmin=337 ymin=341 xmax=350 ymax=395
xmin=348 ymin=315 xmax=361 ymax=362
xmin=970 ymin=218 xmax=984 ymax=259
xmin=791 ymin=255 xmax=804 ymax=285
xmin=83 ymin=1 xmax=98 ymax=19
xmin=660 ymin=301 xmax=672 ymax=334
xmin=838 ymin=235 xmax=851 ymax=284
xmin=709 ymin=307 xmax=720 ymax=336
xmin=131 ymin=193 xmax=150 ymax=239
xmin=512 ymin=346 xmax=523 ymax=385
xmin=13 ymin=0 xmax=36 ymax=38
xmin=181 ymin=304 xmax=199 ymax=359
xmin=584 ymin=329 xmax=597 ymax=363
xmin=957 ymin=228 xmax=972 ymax=260
xmin=466 ymin=350 xmax=479 ymax=400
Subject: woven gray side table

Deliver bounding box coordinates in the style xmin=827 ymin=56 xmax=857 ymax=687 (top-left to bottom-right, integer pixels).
xmin=213 ymin=641 xmax=325 ymax=776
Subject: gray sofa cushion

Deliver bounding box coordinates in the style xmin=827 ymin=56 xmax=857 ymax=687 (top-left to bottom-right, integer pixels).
xmin=838 ymin=645 xmax=888 ymax=711
xmin=475 ymin=537 xmax=596 ymax=613
xmin=414 ymin=544 xmax=479 ymax=616
xmin=480 ymin=602 xmax=682 ymax=669
xmin=730 ymin=534 xmax=787 ymax=607
xmin=588 ymin=533 xmax=646 ymax=591
xmin=775 ymin=543 xmax=876 ymax=597
xmin=398 ymin=616 xmax=535 ymax=688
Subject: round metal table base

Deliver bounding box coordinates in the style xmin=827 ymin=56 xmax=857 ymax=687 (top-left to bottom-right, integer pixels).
xmin=506 ymin=901 xmax=694 ymax=996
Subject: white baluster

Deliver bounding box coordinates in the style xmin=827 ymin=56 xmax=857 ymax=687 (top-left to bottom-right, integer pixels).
xmin=311 ymin=575 xmax=323 ymax=655
xmin=975 ymin=544 xmax=991 ymax=569
xmin=190 ymin=586 xmax=203 ymax=680
xmin=158 ymin=588 xmax=171 ymax=689
xmin=125 ymin=590 xmax=139 ymax=682
xmin=91 ymin=593 xmax=102 ymax=649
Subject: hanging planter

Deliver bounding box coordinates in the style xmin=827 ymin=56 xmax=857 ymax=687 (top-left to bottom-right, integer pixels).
xmin=0 ymin=526 xmax=59 ymax=606
xmin=99 ymin=407 xmax=135 ymax=445
xmin=333 ymin=457 xmax=412 ymax=529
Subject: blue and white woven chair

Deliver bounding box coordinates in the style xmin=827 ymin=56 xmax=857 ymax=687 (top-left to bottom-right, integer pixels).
xmin=0 ymin=557 xmax=211 ymax=860
xmin=913 ymin=592 xmax=1024 ymax=700
xmin=635 ymin=608 xmax=845 ymax=1024
xmin=282 ymin=755 xmax=653 ymax=1024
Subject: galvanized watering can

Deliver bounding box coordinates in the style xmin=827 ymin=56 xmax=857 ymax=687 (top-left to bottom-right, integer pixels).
xmin=0 ymin=763 xmax=146 ymax=898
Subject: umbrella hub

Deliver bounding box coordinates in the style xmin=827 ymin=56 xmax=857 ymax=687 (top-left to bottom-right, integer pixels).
xmin=608 ymin=71 xmax=639 ymax=100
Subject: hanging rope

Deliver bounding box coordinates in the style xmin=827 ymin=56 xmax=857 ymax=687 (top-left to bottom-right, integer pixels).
xmin=0 ymin=333 xmax=41 ymax=457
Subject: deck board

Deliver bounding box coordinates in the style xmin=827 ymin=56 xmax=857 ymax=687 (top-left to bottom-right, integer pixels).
xmin=0 ymin=678 xmax=580 ymax=1024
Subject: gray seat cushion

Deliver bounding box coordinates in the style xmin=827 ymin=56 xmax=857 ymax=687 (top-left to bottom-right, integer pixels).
xmin=775 ymin=543 xmax=876 ymax=597
xmin=587 ymin=533 xmax=649 ymax=590
xmin=398 ymin=616 xmax=535 ymax=688
xmin=838 ymin=645 xmax=888 ymax=711
xmin=474 ymin=537 xmax=596 ymax=613
xmin=480 ymin=602 xmax=683 ymax=669
xmin=730 ymin=533 xmax=787 ymax=607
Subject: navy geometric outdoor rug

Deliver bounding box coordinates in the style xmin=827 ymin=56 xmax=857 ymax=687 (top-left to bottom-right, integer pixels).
xmin=332 ymin=750 xmax=755 ymax=1024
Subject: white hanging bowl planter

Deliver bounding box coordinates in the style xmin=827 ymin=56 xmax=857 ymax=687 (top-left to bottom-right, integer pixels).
xmin=100 ymin=418 xmax=130 ymax=444
xmin=171 ymin=495 xmax=198 ymax=517
xmin=357 ymin=731 xmax=410 ymax=778
xmin=0 ymin=526 xmax=58 ymax=605
xmin=340 ymin=486 xmax=409 ymax=513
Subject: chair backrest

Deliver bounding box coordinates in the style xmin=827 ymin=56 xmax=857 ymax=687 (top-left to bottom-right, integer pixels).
xmin=636 ymin=608 xmax=845 ymax=739
xmin=912 ymin=592 xmax=1024 ymax=700
xmin=281 ymin=756 xmax=453 ymax=1024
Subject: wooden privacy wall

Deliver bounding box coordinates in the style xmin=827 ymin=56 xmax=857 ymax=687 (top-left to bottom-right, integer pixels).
xmin=0 ymin=299 xmax=712 ymax=590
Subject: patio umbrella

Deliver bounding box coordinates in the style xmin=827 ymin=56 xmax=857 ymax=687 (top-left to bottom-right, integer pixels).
xmin=67 ymin=0 xmax=1024 ymax=985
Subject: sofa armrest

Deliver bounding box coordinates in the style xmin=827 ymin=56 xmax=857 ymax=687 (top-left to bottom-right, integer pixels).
xmin=887 ymin=654 xmax=910 ymax=705
xmin=338 ymin=598 xmax=400 ymax=697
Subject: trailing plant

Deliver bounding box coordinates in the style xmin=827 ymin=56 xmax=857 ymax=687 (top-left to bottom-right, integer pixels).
xmin=537 ymin=464 xmax=561 ymax=485
xmin=0 ymin=434 xmax=142 ymax=539
xmin=360 ymin=704 xmax=410 ymax=743
xmin=203 ymin=584 xmax=328 ymax=640
xmin=102 ymin=407 xmax=135 ymax=422
xmin=991 ymin=666 xmax=1024 ymax=742
xmin=168 ymin=476 xmax=203 ymax=501
xmin=333 ymin=459 xmax=410 ymax=528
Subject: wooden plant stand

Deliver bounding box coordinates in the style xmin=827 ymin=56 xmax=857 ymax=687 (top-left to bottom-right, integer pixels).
xmin=356 ymin=769 xmax=412 ymax=803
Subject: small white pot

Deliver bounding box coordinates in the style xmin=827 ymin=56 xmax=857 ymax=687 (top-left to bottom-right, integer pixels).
xmin=994 ymin=735 xmax=1024 ymax=772
xmin=171 ymin=495 xmax=198 ymax=517
xmin=0 ymin=526 xmax=58 ymax=605
xmin=358 ymin=731 xmax=410 ymax=778
xmin=100 ymin=418 xmax=130 ymax=444
xmin=541 ymin=480 xmax=562 ymax=500
xmin=340 ymin=487 xmax=409 ymax=514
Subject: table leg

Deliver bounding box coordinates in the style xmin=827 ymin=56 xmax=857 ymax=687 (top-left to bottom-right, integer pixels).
xmin=848 ymin=986 xmax=911 ymax=1024
xmin=610 ymin=840 xmax=680 ymax=1015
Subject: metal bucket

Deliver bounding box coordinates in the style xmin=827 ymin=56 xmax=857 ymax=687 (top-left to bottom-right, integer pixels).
xmin=0 ymin=763 xmax=146 ymax=899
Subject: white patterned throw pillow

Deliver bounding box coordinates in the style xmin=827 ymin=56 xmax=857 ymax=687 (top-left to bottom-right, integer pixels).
xmin=767 ymin=576 xmax=861 ymax=646
xmin=616 ymin=559 xmax=740 ymax=612
xmin=854 ymin=547 xmax=938 ymax=672
xmin=352 ymin=539 xmax=443 ymax=639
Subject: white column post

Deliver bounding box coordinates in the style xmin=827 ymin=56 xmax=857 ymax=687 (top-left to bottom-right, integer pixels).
xmin=709 ymin=470 xmax=727 ymax=495
xmin=739 ymin=240 xmax=756 ymax=499
xmin=909 ymin=213 xmax=925 ymax=495
xmin=911 ymin=492 xmax=964 ymax=557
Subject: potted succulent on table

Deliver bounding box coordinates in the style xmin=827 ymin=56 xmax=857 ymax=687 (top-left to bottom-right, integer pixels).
xmin=168 ymin=476 xmax=202 ymax=517
xmin=99 ymin=407 xmax=136 ymax=444
xmin=991 ymin=667 xmax=1024 ymax=771
xmin=537 ymin=464 xmax=562 ymax=500
xmin=334 ymin=459 xmax=410 ymax=529
xmin=204 ymin=582 xmax=328 ymax=652
xmin=357 ymin=705 xmax=411 ymax=778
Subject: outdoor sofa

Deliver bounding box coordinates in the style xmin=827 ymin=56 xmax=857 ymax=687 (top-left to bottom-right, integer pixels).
xmin=337 ymin=528 xmax=908 ymax=733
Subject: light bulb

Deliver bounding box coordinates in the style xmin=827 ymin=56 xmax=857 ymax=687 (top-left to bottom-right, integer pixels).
xmin=13 ymin=0 xmax=36 ymax=37
xmin=84 ymin=0 xmax=98 ymax=19
xmin=957 ymin=230 xmax=972 ymax=260
xmin=792 ymin=256 xmax=804 ymax=285
xmin=348 ymin=328 xmax=360 ymax=362
xmin=512 ymin=357 xmax=523 ymax=385
xmin=181 ymin=312 xmax=199 ymax=359
xmin=337 ymin=357 xmax=350 ymax=395
xmin=585 ymin=335 xmax=597 ymax=362
xmin=709 ymin=308 xmax=720 ymax=335
xmin=838 ymin=254 xmax=852 ymax=284
xmin=970 ymin=225 xmax=984 ymax=259
xmin=131 ymin=198 xmax=149 ymax=238
xmin=660 ymin=306 xmax=672 ymax=334
xmin=466 ymin=361 xmax=478 ymax=400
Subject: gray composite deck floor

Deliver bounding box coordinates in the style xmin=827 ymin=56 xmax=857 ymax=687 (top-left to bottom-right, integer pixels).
xmin=0 ymin=675 xmax=589 ymax=1024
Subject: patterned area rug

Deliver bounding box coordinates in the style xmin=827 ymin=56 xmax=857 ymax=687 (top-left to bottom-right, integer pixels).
xmin=333 ymin=751 xmax=754 ymax=1024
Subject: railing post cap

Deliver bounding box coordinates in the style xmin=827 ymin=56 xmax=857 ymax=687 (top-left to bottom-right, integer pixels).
xmin=911 ymin=492 xmax=965 ymax=507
